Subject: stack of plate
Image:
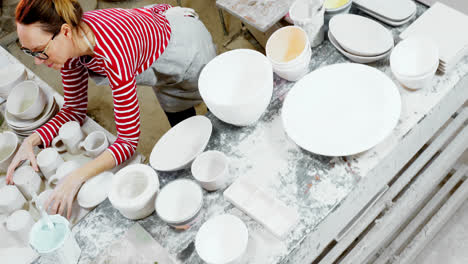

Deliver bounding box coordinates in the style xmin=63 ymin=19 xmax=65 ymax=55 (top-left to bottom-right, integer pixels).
xmin=354 ymin=0 xmax=417 ymax=26
xmin=400 ymin=2 xmax=468 ymax=73
xmin=5 ymin=94 xmax=59 ymax=137
xmin=329 ymin=14 xmax=394 ymax=63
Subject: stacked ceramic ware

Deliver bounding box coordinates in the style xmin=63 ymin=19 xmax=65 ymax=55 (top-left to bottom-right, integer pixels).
xmin=400 ymin=2 xmax=468 ymax=73
xmin=390 ymin=36 xmax=439 ymax=90
xmin=4 ymin=80 xmax=58 ymax=137
xmin=328 ymin=14 xmax=394 ymax=63
xmin=354 ymin=0 xmax=417 ymax=26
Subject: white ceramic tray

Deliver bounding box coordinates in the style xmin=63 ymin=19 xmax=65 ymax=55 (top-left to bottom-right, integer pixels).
xmin=223 ymin=176 xmax=299 ymax=239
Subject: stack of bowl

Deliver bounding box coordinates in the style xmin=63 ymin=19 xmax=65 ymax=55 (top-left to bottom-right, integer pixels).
xmin=328 ymin=14 xmax=394 ymax=64
xmin=5 ymin=80 xmax=58 ymax=137
xmin=390 ymin=36 xmax=439 ymax=90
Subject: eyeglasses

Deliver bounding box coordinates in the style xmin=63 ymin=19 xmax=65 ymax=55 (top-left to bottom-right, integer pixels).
xmin=21 ymin=32 xmax=58 ymax=60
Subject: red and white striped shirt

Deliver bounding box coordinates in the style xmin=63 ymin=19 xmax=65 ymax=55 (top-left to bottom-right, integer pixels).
xmin=35 ymin=5 xmax=172 ymax=165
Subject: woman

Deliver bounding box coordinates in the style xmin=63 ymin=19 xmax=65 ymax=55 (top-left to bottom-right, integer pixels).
xmin=6 ymin=0 xmax=216 ymax=219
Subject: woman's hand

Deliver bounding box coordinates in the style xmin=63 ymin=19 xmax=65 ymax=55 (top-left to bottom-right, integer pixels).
xmin=6 ymin=133 xmax=42 ymax=185
xmin=45 ymin=169 xmax=86 ymax=219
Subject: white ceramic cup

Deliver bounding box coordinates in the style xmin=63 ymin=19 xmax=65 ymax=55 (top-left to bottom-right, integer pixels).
xmin=191 ymin=151 xmax=229 ymax=191
xmin=5 ymin=209 xmax=35 ymax=245
xmin=0 ymin=185 xmax=26 ymax=214
xmin=13 ymin=165 xmax=42 ymax=200
xmin=48 ymin=161 xmax=80 ymax=186
xmin=52 ymin=121 xmax=85 ymax=154
xmin=79 ymin=131 xmax=109 ymax=158
xmin=37 ymin=148 xmax=65 ymax=180
xmin=0 ymin=131 xmax=19 ymax=173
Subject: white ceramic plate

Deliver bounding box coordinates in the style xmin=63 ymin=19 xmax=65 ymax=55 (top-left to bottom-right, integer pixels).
xmin=357 ymin=5 xmax=416 ymax=26
xmin=329 ymin=31 xmax=392 ymax=63
xmin=195 ymin=214 xmax=248 ymax=264
xmin=77 ymin=171 xmax=114 ymax=209
xmin=282 ymin=63 xmax=401 ymax=156
xmin=150 ymin=115 xmax=212 ymax=172
xmin=329 ymin=14 xmax=394 ymax=57
xmin=354 ymin=0 xmax=416 ymax=21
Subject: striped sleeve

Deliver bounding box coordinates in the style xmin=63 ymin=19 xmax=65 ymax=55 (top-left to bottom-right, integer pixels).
xmin=106 ymin=72 xmax=141 ymax=166
xmin=35 ymin=58 xmax=88 ymax=147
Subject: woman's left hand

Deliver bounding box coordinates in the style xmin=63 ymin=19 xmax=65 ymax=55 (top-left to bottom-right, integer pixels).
xmin=45 ymin=170 xmax=86 ymax=219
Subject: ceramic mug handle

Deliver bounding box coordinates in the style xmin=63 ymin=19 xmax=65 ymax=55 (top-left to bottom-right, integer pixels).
xmin=78 ymin=141 xmax=88 ymax=155
xmin=52 ymin=136 xmax=66 ymax=153
xmin=47 ymin=172 xmax=60 ymax=186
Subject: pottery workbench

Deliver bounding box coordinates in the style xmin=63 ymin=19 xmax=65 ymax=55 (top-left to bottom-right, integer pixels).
xmin=3 ymin=3 xmax=467 ymax=264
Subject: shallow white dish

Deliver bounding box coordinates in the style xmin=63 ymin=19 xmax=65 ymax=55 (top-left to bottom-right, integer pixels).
xmin=155 ymin=179 xmax=203 ymax=229
xmin=357 ymin=5 xmax=416 ymax=26
xmin=199 ymin=49 xmax=273 ymax=126
xmin=329 ymin=31 xmax=392 ymax=63
xmin=195 ymin=214 xmax=248 ymax=264
xmin=109 ymin=164 xmax=159 ymax=220
xmin=150 ymin=115 xmax=212 ymax=172
xmin=329 ymin=14 xmax=394 ymax=57
xmin=77 ymin=171 xmax=114 ymax=209
xmin=354 ymin=0 xmax=416 ymax=21
xmin=392 ymin=62 xmax=438 ymax=90
xmin=282 ymin=63 xmax=401 ymax=156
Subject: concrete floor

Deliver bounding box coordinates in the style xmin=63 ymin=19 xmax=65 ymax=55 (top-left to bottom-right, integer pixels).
xmin=3 ymin=0 xmax=468 ymax=263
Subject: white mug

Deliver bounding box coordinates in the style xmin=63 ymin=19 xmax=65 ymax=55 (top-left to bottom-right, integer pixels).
xmin=48 ymin=161 xmax=80 ymax=186
xmin=0 ymin=185 xmax=26 ymax=214
xmin=37 ymin=148 xmax=65 ymax=180
xmin=13 ymin=165 xmax=42 ymax=200
xmin=52 ymin=121 xmax=85 ymax=154
xmin=79 ymin=131 xmax=109 ymax=158
xmin=5 ymin=209 xmax=35 ymax=246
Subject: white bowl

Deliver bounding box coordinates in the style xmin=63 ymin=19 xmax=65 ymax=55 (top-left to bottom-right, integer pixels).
xmin=0 ymin=131 xmax=19 ymax=173
xmin=199 ymin=49 xmax=273 ymax=126
xmin=150 ymin=115 xmax=212 ymax=172
xmin=109 ymin=164 xmax=159 ymax=220
xmin=324 ymin=0 xmax=353 ymax=25
xmin=191 ymin=151 xmax=228 ymax=191
xmin=7 ymin=81 xmax=46 ymax=120
xmin=390 ymin=36 xmax=439 ymax=78
xmin=195 ymin=214 xmax=249 ymax=264
xmin=393 ymin=62 xmax=438 ymax=90
xmin=0 ymin=64 xmax=26 ymax=98
xmin=155 ymin=179 xmax=203 ymax=229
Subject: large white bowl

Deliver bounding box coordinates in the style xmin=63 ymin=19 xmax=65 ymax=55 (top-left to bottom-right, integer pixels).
xmin=155 ymin=179 xmax=203 ymax=229
xmin=150 ymin=115 xmax=212 ymax=172
xmin=0 ymin=131 xmax=19 ymax=173
xmin=7 ymin=80 xmax=46 ymax=120
xmin=0 ymin=64 xmax=26 ymax=98
xmin=108 ymin=164 xmax=159 ymax=220
xmin=195 ymin=214 xmax=249 ymax=264
xmin=199 ymin=49 xmax=273 ymax=126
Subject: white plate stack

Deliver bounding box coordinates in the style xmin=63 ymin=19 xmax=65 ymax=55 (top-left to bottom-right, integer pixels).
xmin=5 ymin=89 xmax=58 ymax=138
xmin=400 ymin=2 xmax=468 ymax=73
xmin=329 ymin=14 xmax=394 ymax=63
xmin=354 ymin=0 xmax=417 ymax=26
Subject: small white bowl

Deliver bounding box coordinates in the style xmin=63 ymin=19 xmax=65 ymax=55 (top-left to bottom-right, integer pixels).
xmin=324 ymin=0 xmax=353 ymax=25
xmin=0 ymin=64 xmax=26 ymax=98
xmin=191 ymin=151 xmax=228 ymax=191
xmin=109 ymin=164 xmax=159 ymax=220
xmin=393 ymin=62 xmax=438 ymax=90
xmin=195 ymin=214 xmax=249 ymax=264
xmin=390 ymin=36 xmax=439 ymax=78
xmin=155 ymin=179 xmax=203 ymax=230
xmin=0 ymin=131 xmax=19 ymax=173
xmin=7 ymin=80 xmax=46 ymax=120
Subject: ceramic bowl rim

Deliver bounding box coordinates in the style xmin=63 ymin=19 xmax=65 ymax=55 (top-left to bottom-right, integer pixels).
xmin=191 ymin=150 xmax=228 ymax=183
xmin=0 ymin=131 xmax=18 ymax=163
xmin=6 ymin=80 xmax=41 ymax=115
xmin=266 ymin=26 xmax=311 ymax=66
